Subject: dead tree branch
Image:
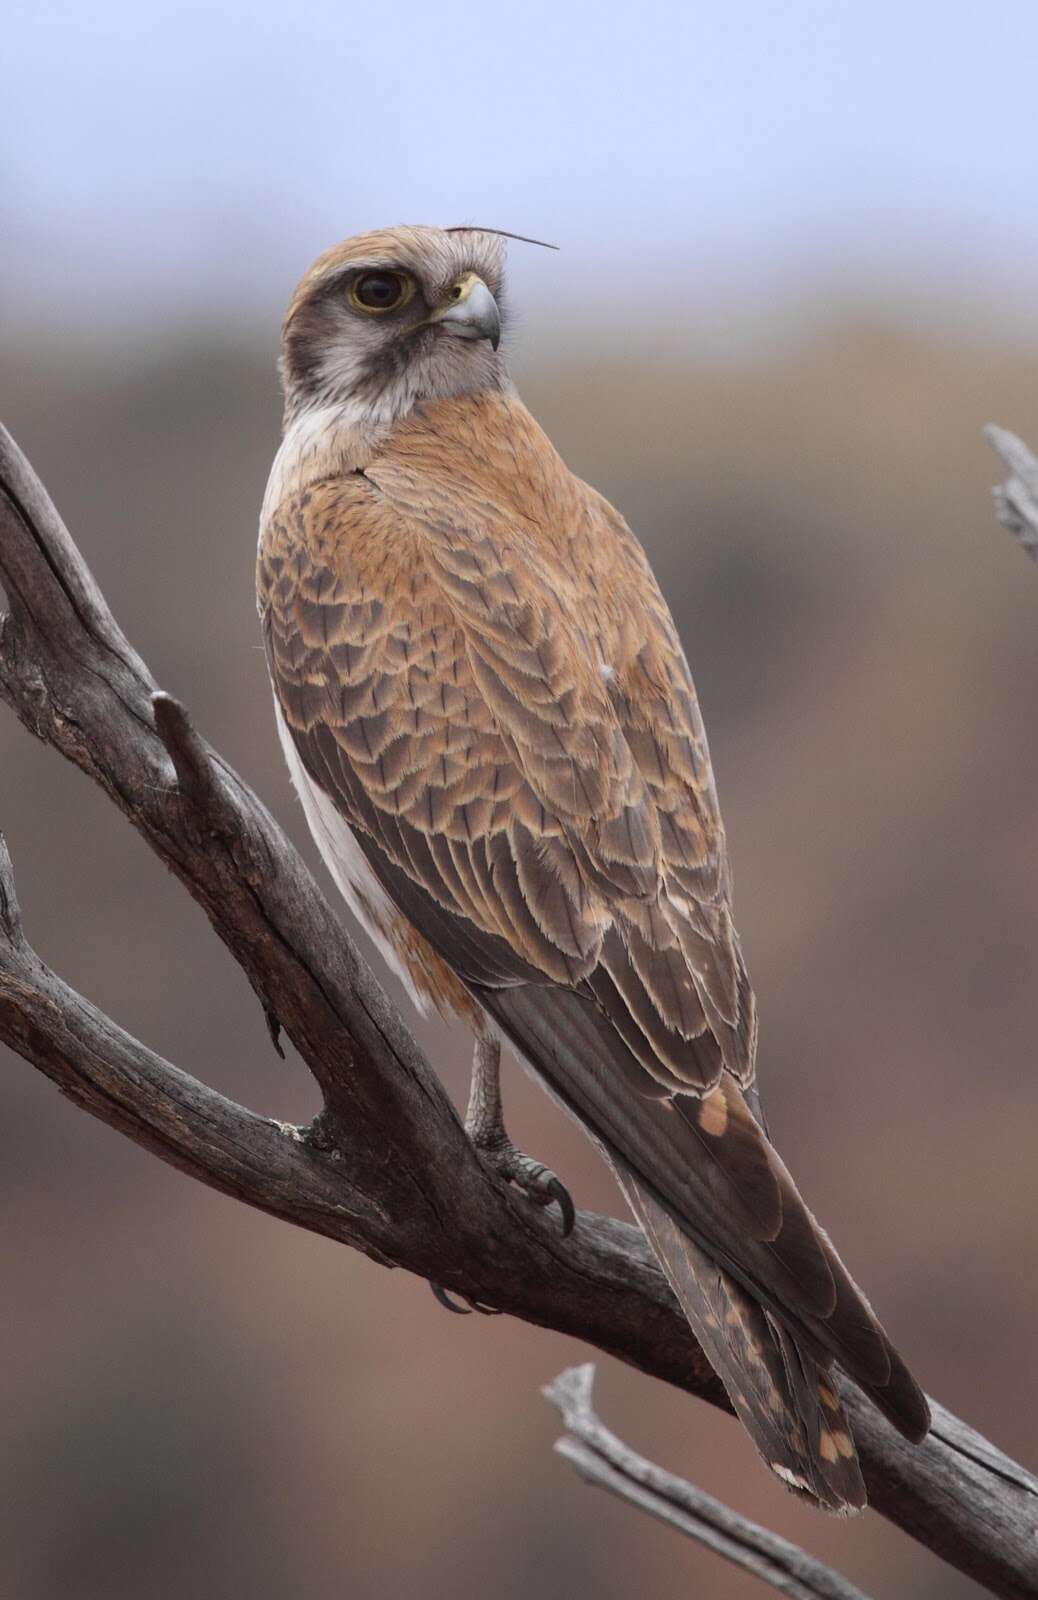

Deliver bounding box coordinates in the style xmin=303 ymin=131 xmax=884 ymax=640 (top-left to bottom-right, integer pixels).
xmin=1 ymin=422 xmax=1036 ymax=1599
xmin=545 ymin=1365 xmax=872 ymax=1600
xmin=986 ymin=425 xmax=1038 ymax=561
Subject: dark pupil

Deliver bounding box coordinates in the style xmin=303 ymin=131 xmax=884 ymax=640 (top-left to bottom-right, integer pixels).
xmin=356 ymin=272 xmax=402 ymax=309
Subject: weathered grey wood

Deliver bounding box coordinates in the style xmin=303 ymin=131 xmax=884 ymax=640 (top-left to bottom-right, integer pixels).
xmin=1 ymin=421 xmax=1036 ymax=1598
xmin=545 ymin=1364 xmax=872 ymax=1600
xmin=986 ymin=424 xmax=1038 ymax=562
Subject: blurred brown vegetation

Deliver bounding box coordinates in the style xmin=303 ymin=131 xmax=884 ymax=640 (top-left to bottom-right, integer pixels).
xmin=2 ymin=312 xmax=1036 ymax=1600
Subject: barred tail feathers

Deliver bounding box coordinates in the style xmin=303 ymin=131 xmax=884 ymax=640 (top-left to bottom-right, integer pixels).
xmin=615 ymin=1165 xmax=868 ymax=1513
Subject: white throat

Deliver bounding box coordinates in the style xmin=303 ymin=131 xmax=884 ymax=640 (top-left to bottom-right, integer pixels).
xmin=260 ymin=402 xmax=386 ymax=522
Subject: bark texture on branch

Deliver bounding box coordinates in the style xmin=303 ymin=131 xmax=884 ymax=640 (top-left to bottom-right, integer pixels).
xmin=1 ymin=422 xmax=1036 ymax=1599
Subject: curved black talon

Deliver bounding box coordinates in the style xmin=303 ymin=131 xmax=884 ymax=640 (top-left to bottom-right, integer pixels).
xmin=429 ymin=1281 xmax=501 ymax=1316
xmin=430 ymin=1281 xmax=472 ymax=1314
xmin=504 ymin=1157 xmax=576 ymax=1237
xmin=546 ymin=1175 xmax=576 ymax=1237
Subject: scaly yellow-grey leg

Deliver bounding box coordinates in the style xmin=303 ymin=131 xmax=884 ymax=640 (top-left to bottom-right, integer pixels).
xmin=464 ymin=1033 xmax=575 ymax=1234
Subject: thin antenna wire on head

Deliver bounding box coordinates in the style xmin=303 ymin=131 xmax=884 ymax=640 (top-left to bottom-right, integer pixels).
xmin=445 ymin=225 xmax=560 ymax=251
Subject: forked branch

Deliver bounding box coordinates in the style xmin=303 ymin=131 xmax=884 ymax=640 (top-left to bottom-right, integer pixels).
xmin=545 ymin=1365 xmax=872 ymax=1600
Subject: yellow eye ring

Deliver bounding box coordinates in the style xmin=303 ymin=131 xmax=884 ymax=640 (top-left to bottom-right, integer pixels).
xmin=349 ymin=271 xmax=415 ymax=315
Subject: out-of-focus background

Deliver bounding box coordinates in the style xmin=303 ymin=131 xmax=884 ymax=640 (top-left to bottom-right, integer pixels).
xmin=3 ymin=4 xmax=1037 ymax=1596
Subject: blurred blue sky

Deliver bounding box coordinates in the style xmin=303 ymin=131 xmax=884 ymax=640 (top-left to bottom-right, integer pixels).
xmin=5 ymin=1 xmax=1038 ymax=345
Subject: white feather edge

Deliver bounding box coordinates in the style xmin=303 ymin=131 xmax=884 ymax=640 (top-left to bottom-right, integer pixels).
xmin=272 ymin=696 xmax=433 ymax=1014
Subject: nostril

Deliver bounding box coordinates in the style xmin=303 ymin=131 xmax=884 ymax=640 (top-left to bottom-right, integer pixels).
xmin=450 ymin=283 xmax=464 ymax=301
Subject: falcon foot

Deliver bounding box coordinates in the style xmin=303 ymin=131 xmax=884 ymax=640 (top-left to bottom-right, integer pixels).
xmin=474 ymin=1139 xmax=576 ymax=1235
xmin=465 ymin=1034 xmax=576 ymax=1237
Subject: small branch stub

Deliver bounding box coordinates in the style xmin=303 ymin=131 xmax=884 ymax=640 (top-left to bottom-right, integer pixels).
xmin=151 ymin=691 xmax=219 ymax=806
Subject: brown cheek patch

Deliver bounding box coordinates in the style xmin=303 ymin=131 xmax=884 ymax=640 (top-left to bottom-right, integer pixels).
xmin=697 ymin=1086 xmax=728 ymax=1137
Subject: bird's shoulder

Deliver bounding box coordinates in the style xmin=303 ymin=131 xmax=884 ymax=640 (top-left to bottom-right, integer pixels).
xmin=260 ymin=390 xmax=655 ymax=632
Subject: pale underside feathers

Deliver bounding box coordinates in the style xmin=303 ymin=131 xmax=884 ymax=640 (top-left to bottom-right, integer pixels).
xmin=259 ymin=226 xmax=929 ymax=1513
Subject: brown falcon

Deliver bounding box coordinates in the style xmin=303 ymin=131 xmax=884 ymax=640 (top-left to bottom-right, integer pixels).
xmin=257 ymin=224 xmax=929 ymax=1511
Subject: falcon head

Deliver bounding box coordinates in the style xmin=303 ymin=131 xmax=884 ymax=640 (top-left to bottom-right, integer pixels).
xmin=280 ymin=225 xmax=507 ymax=425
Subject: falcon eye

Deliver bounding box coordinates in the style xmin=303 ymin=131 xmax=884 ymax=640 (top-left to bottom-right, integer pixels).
xmin=350 ymin=271 xmax=412 ymax=314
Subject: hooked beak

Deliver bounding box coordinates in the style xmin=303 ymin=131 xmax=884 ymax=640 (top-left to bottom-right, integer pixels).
xmin=426 ymin=272 xmax=501 ymax=350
